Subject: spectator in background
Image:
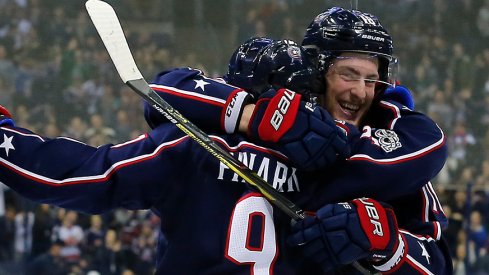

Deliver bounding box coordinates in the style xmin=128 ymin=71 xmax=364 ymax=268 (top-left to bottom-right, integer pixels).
xmin=411 ymin=55 xmax=438 ymax=108
xmin=89 ymin=229 xmax=137 ymax=275
xmin=131 ymin=221 xmax=156 ymax=274
xmin=453 ymin=241 xmax=468 ymax=275
xmin=25 ymin=240 xmax=68 ymax=275
xmin=475 ymin=160 xmax=489 ymax=188
xmin=98 ymin=83 xmax=119 ymax=126
xmin=13 ymin=209 xmax=34 ymax=263
xmin=84 ymin=113 xmax=116 ymax=145
xmin=122 ymin=269 xmax=136 ymax=275
xmin=0 ymin=45 xmax=16 ymax=107
xmin=63 ymin=116 xmax=88 ymax=142
xmin=448 ymin=43 xmax=474 ymax=92
xmin=114 ymin=110 xmax=132 ymax=142
xmin=452 ymin=190 xmax=470 ymax=219
xmin=473 ymin=238 xmax=489 ymax=274
xmin=428 ymin=89 xmax=454 ymax=131
xmin=83 ymin=215 xmax=105 ymax=257
xmin=31 ymin=204 xmax=56 ymax=259
xmin=469 ymin=210 xmax=488 ymax=262
xmin=12 ymin=104 xmax=33 ymax=129
xmin=53 ymin=210 xmax=84 ymax=264
xmin=448 ymin=121 xmax=477 ymax=176
xmin=236 ymin=8 xmax=260 ymax=45
xmin=42 ymin=121 xmax=61 ymax=137
xmin=443 ymin=204 xmax=464 ymax=257
xmin=0 ymin=205 xmax=15 ymax=261
xmin=477 ymin=0 xmax=489 ymax=44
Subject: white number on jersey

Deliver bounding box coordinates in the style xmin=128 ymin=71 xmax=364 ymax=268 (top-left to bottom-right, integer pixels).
xmin=225 ymin=193 xmax=278 ymax=275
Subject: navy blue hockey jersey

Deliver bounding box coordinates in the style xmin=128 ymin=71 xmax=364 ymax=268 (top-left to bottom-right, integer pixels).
xmin=0 ymin=68 xmax=452 ymax=274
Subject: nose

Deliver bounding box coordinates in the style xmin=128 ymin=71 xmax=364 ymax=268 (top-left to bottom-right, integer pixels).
xmin=349 ymin=82 xmax=367 ymax=101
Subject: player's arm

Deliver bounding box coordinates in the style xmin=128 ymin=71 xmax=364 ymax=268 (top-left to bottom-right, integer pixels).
xmin=287 ymin=197 xmax=453 ymax=274
xmin=149 ymin=73 xmax=445 ymax=199
xmin=324 ymin=99 xmax=447 ymax=201
xmin=0 ymin=105 xmax=185 ymax=214
xmin=147 ymin=67 xmax=349 ymax=171
xmin=145 ymin=67 xmax=251 ymax=134
xmin=235 ymin=85 xmax=446 ymax=202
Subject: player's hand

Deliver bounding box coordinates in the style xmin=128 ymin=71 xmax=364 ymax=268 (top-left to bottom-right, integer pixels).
xmin=287 ymin=198 xmax=400 ymax=272
xmin=247 ymin=89 xmax=350 ymax=171
xmin=0 ymin=105 xmax=14 ymax=127
xmin=383 ymin=85 xmax=415 ymax=110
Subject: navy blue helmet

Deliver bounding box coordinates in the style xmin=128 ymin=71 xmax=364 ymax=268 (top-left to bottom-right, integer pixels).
xmin=226 ymin=37 xmax=274 ymax=93
xmin=226 ymin=37 xmax=320 ymax=97
xmin=302 ymin=7 xmax=398 ymax=90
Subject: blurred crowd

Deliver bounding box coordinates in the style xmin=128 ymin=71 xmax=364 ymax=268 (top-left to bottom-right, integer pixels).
xmin=0 ymin=0 xmax=488 ymax=274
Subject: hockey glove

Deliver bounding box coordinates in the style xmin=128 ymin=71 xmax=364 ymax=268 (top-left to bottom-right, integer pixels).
xmin=247 ymin=89 xmax=349 ymax=171
xmin=383 ymin=85 xmax=415 ymax=110
xmin=287 ymin=198 xmax=400 ymax=272
xmin=0 ymin=105 xmax=14 ymax=127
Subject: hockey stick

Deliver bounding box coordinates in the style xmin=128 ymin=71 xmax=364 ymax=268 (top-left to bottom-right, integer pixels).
xmin=85 ymin=0 xmax=305 ymax=220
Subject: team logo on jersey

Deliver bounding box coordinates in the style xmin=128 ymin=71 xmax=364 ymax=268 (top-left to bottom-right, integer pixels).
xmin=287 ymin=46 xmax=301 ymax=60
xmin=374 ymin=129 xmax=401 ymax=152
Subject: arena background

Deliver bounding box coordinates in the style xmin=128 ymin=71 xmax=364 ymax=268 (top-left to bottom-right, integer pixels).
xmin=0 ymin=0 xmax=488 ymax=274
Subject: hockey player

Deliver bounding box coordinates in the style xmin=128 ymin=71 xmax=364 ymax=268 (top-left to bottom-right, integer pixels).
xmin=0 ymin=7 xmax=451 ymax=275
xmin=140 ymin=8 xmax=452 ymax=274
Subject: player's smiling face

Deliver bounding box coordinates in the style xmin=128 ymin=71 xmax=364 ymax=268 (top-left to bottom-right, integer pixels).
xmin=323 ymin=53 xmax=379 ymax=127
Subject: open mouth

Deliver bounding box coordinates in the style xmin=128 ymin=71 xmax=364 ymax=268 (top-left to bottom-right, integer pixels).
xmin=339 ymin=102 xmax=360 ymax=118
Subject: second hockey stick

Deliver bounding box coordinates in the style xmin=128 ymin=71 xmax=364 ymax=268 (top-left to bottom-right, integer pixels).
xmin=85 ymin=0 xmax=305 ymax=220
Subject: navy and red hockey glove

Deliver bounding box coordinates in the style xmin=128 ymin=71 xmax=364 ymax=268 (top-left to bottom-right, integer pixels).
xmin=287 ymin=198 xmax=400 ymax=272
xmin=383 ymin=85 xmax=415 ymax=110
xmin=0 ymin=105 xmax=14 ymax=127
xmin=247 ymin=89 xmax=349 ymax=171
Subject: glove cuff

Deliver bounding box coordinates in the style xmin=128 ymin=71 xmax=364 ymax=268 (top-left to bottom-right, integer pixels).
xmin=222 ymin=90 xmax=252 ymax=134
xmin=371 ymin=233 xmax=405 ymax=272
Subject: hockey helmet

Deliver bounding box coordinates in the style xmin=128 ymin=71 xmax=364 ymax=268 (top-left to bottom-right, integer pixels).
xmin=302 ymin=7 xmax=398 ymax=91
xmin=226 ymin=37 xmax=274 ymax=93
xmin=226 ymin=37 xmax=320 ymax=97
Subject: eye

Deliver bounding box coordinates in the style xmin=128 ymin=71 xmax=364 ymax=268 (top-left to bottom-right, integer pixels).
xmin=364 ymin=79 xmax=377 ymax=87
xmin=339 ymin=72 xmax=358 ymax=81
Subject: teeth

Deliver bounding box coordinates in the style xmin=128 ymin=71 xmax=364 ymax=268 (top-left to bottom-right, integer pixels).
xmin=340 ymin=102 xmax=359 ymax=111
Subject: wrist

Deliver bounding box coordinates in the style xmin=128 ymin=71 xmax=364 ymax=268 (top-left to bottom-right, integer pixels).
xmin=238 ymin=104 xmax=255 ymax=133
